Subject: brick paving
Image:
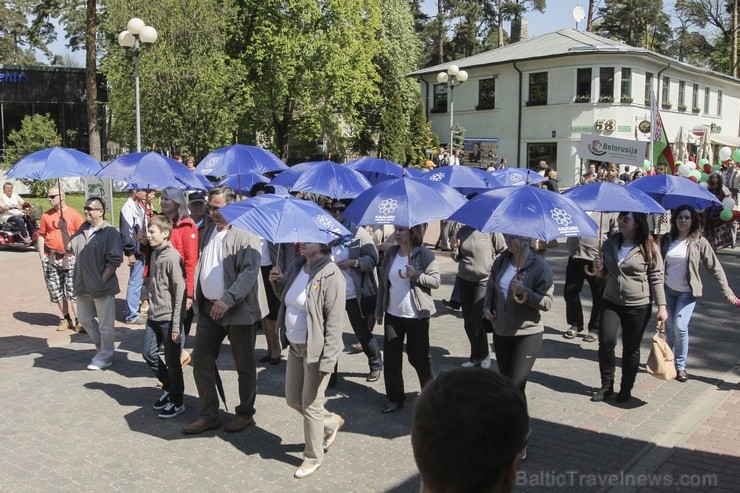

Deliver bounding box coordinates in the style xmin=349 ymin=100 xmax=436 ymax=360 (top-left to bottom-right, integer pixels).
xmin=0 ymin=223 xmax=737 ymax=492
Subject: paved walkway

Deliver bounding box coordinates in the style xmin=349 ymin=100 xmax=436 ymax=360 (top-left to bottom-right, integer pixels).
xmin=0 ymin=226 xmax=737 ymax=492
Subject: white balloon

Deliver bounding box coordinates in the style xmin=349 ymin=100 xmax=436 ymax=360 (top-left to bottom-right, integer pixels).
xmin=687 ymin=161 xmax=697 ymax=171
xmin=722 ymin=197 xmax=736 ymax=210
xmin=719 ymin=146 xmax=732 ymax=161
xmin=678 ymin=163 xmax=692 ymax=176
xmin=699 ymin=181 xmax=709 ymax=188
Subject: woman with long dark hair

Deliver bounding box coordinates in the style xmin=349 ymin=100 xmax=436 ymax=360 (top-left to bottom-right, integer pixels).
xmin=660 ymin=205 xmax=737 ymax=382
xmin=592 ymin=212 xmax=668 ymax=403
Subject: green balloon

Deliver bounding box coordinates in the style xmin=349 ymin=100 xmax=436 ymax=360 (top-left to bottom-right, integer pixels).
xmin=732 ymin=149 xmax=740 ymax=162
xmin=699 ymin=158 xmax=709 ymax=166
xmin=700 ymin=172 xmax=709 ymax=182
xmin=643 ymin=159 xmax=650 ymax=170
xmin=712 ymin=164 xmax=722 ymax=171
xmin=720 ymin=208 xmax=733 ymax=221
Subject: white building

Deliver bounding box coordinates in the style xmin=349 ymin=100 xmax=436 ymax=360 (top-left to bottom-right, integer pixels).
xmin=411 ymin=28 xmax=740 ymax=186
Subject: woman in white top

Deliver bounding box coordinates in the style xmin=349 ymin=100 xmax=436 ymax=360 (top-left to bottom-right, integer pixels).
xmin=270 ymin=241 xmax=346 ymax=479
xmin=660 ymin=205 xmax=737 ymax=382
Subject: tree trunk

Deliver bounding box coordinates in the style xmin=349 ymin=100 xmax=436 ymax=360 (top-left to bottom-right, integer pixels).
xmin=498 ymin=0 xmax=504 ymax=47
xmin=733 ymin=0 xmax=738 ymax=78
xmin=587 ymin=0 xmax=595 ymax=32
xmin=86 ymin=0 xmax=101 ymax=160
xmin=437 ymin=0 xmax=444 ymax=64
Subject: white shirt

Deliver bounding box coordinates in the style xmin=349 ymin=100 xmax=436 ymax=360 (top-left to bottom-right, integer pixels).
xmin=1 ymin=192 xmax=24 ymax=216
xmin=387 ymin=253 xmax=418 ymax=318
xmin=498 ymin=262 xmax=517 ymax=301
xmin=617 ymin=246 xmax=633 ymax=265
xmin=665 ymin=239 xmax=691 ymax=292
xmin=449 ymin=155 xmax=461 ymax=166
xmin=284 ymin=268 xmax=309 ymax=344
xmin=331 ymin=244 xmax=357 ymax=299
xmin=199 ymin=228 xmax=227 ymax=301
xmin=120 ymin=196 xmax=146 ymax=238
xmin=260 ymin=238 xmax=272 ymax=267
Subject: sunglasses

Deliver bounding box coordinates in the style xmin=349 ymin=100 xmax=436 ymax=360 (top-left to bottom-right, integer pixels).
xmin=617 ymin=215 xmax=633 ymax=223
xmin=206 ymin=204 xmax=223 ymax=213
xmin=83 ymin=206 xmax=102 ymax=212
xmin=47 ymin=194 xmax=59 ymax=199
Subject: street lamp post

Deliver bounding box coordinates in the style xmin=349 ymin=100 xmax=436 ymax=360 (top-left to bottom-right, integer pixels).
xmin=437 ymin=65 xmax=468 ymax=153
xmin=118 ymin=18 xmax=158 ymax=152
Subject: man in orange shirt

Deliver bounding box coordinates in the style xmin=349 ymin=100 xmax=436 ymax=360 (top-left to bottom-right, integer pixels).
xmin=36 ymin=186 xmax=85 ymax=332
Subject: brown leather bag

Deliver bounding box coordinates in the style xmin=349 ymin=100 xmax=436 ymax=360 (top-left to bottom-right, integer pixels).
xmin=646 ymin=321 xmax=677 ymax=380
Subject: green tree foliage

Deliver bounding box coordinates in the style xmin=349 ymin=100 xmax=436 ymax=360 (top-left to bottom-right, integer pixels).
xmin=2 ymin=114 xmax=62 ymax=196
xmin=673 ymin=0 xmax=736 ymax=75
xmin=595 ymin=0 xmax=672 ymax=51
xmin=230 ymin=0 xmax=381 ymax=159
xmin=409 ymin=96 xmax=438 ymax=167
xmin=0 ymin=0 xmax=48 ymax=64
xmin=102 ymin=0 xmax=243 ymax=158
xmin=378 ymin=91 xmax=411 ymax=163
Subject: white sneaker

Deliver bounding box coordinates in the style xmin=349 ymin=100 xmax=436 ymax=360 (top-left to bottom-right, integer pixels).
xmin=87 ymin=358 xmax=112 ymax=371
xmin=480 ymin=357 xmax=492 ymax=370
xmin=461 ymin=361 xmax=476 ymax=367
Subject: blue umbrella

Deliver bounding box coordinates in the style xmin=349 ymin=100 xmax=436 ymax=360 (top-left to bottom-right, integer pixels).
xmin=343 ymin=177 xmax=467 ymax=227
xmin=344 ymin=157 xmax=406 ymax=185
xmin=449 ymin=186 xmax=598 ymax=241
xmin=219 ymin=195 xmax=351 ymax=244
xmin=562 ymin=181 xmax=666 ymax=214
xmin=270 ymin=160 xmax=372 ymax=199
xmin=217 ymin=172 xmax=269 ymax=195
xmin=423 ymin=166 xmax=495 ymax=193
xmin=97 ymin=152 xmax=204 ymax=189
xmin=6 ymin=147 xmax=102 ymax=180
xmin=195 ymin=144 xmax=287 ymax=177
xmin=405 ymin=167 xmax=425 ymax=178
xmin=626 ymin=174 xmax=722 ymax=209
xmin=488 ymin=167 xmax=547 ymax=187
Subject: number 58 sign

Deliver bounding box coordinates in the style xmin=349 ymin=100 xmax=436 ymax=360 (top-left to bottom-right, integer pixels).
xmin=594 ymin=119 xmax=616 ymax=132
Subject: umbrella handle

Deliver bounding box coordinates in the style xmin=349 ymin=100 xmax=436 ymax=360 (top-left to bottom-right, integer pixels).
xmin=584 ymin=215 xmax=604 ymax=277
xmin=513 ymin=270 xmax=528 ymax=304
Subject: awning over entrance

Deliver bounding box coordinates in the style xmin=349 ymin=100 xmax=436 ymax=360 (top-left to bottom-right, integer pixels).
xmin=711 ymin=135 xmax=740 ymax=147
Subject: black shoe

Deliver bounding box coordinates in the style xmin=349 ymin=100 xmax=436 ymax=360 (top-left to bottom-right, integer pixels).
xmin=258 ymin=354 xmax=272 ymax=363
xmin=269 ymin=357 xmax=281 ymax=365
xmin=158 ymin=402 xmax=185 ymax=419
xmin=582 ymin=333 xmax=597 ymax=343
xmin=590 ymin=387 xmax=614 ymax=402
xmin=153 ymin=390 xmax=170 ymax=410
xmin=381 ymin=402 xmax=404 ymax=414
xmin=615 ymin=390 xmax=631 ymax=403
xmin=676 ymin=370 xmax=688 ymax=383
xmin=442 ymin=299 xmax=461 ymax=311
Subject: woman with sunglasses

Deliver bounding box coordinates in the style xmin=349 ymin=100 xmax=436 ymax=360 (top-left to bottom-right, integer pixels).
xmin=69 ymin=197 xmax=123 ymax=370
xmin=483 ymin=234 xmax=554 ymax=402
xmin=592 ymin=212 xmax=668 ymax=403
xmin=270 ymin=241 xmax=346 ymax=479
xmin=660 ymin=205 xmax=737 ymax=382
xmin=375 ymin=224 xmax=440 ymax=414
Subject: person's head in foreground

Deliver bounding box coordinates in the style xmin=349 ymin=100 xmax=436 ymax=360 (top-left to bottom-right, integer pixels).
xmin=412 ymin=368 xmax=529 ymax=493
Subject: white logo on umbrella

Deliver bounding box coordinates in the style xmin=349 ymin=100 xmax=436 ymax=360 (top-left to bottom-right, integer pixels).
xmin=429 ymin=172 xmax=444 ymax=182
xmin=316 ymin=215 xmax=337 ymax=231
xmin=551 ymin=208 xmax=572 ymax=226
xmin=378 ymin=198 xmax=399 ymax=214
xmin=200 ymin=157 xmax=218 ymax=174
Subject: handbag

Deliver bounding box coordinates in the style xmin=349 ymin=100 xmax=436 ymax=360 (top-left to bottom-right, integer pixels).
xmin=646 ymin=321 xmax=677 ymax=380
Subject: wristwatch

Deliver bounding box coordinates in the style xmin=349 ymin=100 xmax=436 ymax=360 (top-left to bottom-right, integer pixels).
xmin=354 ymin=259 xmax=360 ymax=269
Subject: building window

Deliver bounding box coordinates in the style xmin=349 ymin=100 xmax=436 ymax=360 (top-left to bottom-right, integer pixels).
xmin=528 ymin=72 xmax=548 ymax=106
xmin=661 ymin=76 xmax=671 ymax=107
xmin=704 ymin=87 xmax=710 ymax=113
xmin=477 ymin=78 xmax=496 ymax=110
xmin=692 ymin=84 xmax=700 ymax=112
xmin=678 ymin=81 xmax=686 ymax=110
xmin=644 ymin=72 xmax=654 ymax=105
xmin=527 ymin=143 xmax=557 ymax=171
xmin=432 ymin=84 xmax=448 ymax=113
xmin=717 ymin=90 xmax=722 ymax=115
xmin=599 ymin=67 xmax=614 ymax=102
xmin=620 ymin=68 xmax=632 ymax=102
xmin=576 ymin=68 xmax=592 ymax=102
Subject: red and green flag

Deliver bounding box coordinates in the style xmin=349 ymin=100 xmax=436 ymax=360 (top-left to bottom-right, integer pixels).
xmin=650 ymin=93 xmax=676 ymax=174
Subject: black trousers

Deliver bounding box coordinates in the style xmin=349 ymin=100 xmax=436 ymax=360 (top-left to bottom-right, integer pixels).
xmin=345 ymin=298 xmax=382 ymax=371
xmin=383 ymin=313 xmax=434 ymax=404
xmin=492 ymin=332 xmax=543 ymax=401
xmin=457 ymin=276 xmax=489 ymax=361
xmin=563 ymin=257 xmax=605 ymax=333
xmin=598 ymin=300 xmax=652 ymax=392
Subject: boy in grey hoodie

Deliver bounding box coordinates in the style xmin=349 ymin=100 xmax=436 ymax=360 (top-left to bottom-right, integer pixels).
xmin=143 ymin=214 xmax=187 ymax=419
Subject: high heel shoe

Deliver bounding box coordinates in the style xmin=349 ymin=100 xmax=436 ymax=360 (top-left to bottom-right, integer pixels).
xmin=590 ymin=387 xmax=614 ymax=402
xmin=381 ymin=402 xmax=404 ymax=414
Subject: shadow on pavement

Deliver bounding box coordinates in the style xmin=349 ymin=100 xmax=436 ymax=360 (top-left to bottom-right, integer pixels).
xmin=13 ymin=311 xmax=60 ymax=326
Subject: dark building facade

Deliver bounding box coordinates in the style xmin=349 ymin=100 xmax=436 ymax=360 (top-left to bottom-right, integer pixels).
xmin=0 ymin=65 xmax=107 ymax=159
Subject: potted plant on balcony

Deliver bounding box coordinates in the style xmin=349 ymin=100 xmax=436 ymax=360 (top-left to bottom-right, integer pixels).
xmin=692 ymin=106 xmax=701 ymax=113
xmin=598 ymin=95 xmax=614 ymax=103
xmin=574 ymin=94 xmax=591 ymax=103
xmin=620 ymin=96 xmax=633 ymax=103
xmin=661 ymin=101 xmax=672 ymax=109
xmin=678 ymin=104 xmax=688 ymax=111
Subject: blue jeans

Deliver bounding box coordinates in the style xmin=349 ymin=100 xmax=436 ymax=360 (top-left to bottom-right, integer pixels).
xmin=142 ymin=319 xmax=184 ymax=405
xmin=664 ymin=286 xmax=696 ymax=372
xmin=125 ymin=256 xmax=144 ymax=321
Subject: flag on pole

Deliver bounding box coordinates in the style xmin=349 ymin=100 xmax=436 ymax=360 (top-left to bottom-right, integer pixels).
xmin=650 ymin=92 xmax=676 ymax=174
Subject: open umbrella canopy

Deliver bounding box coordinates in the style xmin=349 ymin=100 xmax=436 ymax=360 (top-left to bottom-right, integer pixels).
xmin=626 ymin=174 xmax=722 ymax=209
xmin=195 ymin=144 xmax=287 ymax=177
xmin=219 ymin=195 xmax=351 ymax=244
xmin=344 ymin=157 xmax=407 ymax=185
xmin=216 ymin=172 xmax=269 ymax=195
xmin=342 ymin=176 xmax=467 ymax=227
xmin=97 ymin=152 xmax=204 ymax=190
xmin=488 ymin=167 xmax=547 ymax=187
xmin=270 ymin=160 xmax=372 ymax=199
xmin=423 ymin=165 xmax=495 ymax=193
xmin=449 ymin=186 xmax=598 ymax=241
xmin=6 ymin=146 xmax=103 ymax=180
xmin=562 ymin=181 xmax=666 ymax=214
